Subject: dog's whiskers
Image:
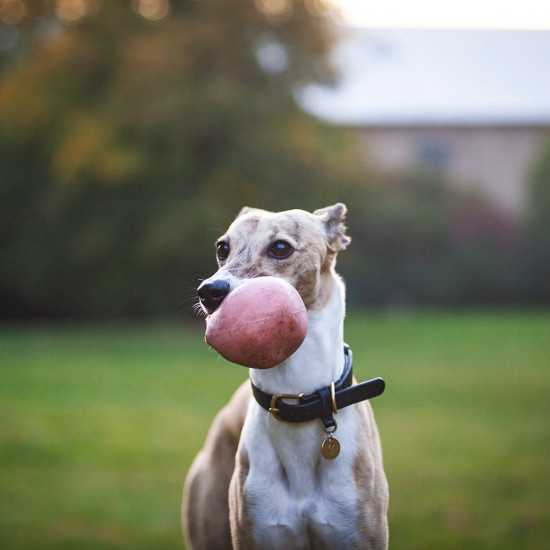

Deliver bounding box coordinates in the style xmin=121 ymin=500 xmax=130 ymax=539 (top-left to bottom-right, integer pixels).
xmin=178 ymin=286 xmax=207 ymax=319
xmin=191 ymin=302 xmax=206 ymax=317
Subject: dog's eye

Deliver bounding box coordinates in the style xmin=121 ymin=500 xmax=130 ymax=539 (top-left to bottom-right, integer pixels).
xmin=216 ymin=241 xmax=230 ymax=261
xmin=269 ymin=240 xmax=293 ymax=259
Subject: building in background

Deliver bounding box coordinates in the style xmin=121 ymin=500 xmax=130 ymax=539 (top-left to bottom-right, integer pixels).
xmin=301 ymin=29 xmax=550 ymax=215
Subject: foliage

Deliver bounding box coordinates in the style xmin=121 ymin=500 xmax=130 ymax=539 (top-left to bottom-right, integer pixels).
xmin=340 ymin=171 xmax=524 ymax=307
xmin=0 ymin=0 xmax=347 ymax=317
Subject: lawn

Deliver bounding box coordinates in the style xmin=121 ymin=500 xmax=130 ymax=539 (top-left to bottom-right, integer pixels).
xmin=1 ymin=311 xmax=549 ymax=549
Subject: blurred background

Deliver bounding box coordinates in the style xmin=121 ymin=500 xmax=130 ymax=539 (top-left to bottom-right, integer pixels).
xmin=1 ymin=1 xmax=549 ymax=549
xmin=1 ymin=0 xmax=549 ymax=319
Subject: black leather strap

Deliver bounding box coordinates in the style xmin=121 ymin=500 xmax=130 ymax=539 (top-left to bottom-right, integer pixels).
xmin=251 ymin=345 xmax=385 ymax=425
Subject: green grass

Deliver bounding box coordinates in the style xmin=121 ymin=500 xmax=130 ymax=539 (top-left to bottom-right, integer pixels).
xmin=1 ymin=311 xmax=549 ymax=549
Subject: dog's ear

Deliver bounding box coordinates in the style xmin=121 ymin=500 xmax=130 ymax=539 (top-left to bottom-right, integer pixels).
xmin=313 ymin=203 xmax=351 ymax=252
xmin=237 ymin=206 xmax=265 ymax=218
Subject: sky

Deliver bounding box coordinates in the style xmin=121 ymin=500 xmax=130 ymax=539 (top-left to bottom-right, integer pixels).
xmin=328 ymin=0 xmax=550 ymax=29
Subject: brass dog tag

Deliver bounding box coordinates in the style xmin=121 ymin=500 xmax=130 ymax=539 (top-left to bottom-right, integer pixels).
xmin=321 ymin=435 xmax=340 ymax=460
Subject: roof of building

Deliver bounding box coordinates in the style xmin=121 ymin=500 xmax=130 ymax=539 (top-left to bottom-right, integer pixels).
xmin=300 ymin=29 xmax=550 ymax=126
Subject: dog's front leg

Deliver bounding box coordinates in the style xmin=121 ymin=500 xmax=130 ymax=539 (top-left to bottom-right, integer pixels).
xmin=228 ymin=447 xmax=256 ymax=550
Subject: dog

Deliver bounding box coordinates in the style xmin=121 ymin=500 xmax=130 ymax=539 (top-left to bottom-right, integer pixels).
xmin=183 ymin=204 xmax=389 ymax=549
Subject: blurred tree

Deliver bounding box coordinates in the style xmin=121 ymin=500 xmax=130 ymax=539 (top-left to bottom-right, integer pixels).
xmin=339 ymin=170 xmax=523 ymax=307
xmin=0 ymin=0 xmax=352 ymax=317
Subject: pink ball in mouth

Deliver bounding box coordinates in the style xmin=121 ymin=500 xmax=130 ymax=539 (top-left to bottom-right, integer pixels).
xmin=204 ymin=276 xmax=308 ymax=369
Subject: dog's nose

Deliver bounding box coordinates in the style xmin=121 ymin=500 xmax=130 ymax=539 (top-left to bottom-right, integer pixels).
xmin=197 ymin=280 xmax=231 ymax=314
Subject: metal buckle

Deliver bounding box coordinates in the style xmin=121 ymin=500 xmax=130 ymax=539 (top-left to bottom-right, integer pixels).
xmin=330 ymin=381 xmax=338 ymax=415
xmin=269 ymin=393 xmax=305 ymax=422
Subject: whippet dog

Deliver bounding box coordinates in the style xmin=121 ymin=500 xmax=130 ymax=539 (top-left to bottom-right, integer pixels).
xmin=183 ymin=204 xmax=389 ymax=549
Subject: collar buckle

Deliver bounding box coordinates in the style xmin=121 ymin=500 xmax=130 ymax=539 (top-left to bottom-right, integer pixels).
xmin=269 ymin=393 xmax=305 ymax=422
xmin=330 ymin=381 xmax=338 ymax=415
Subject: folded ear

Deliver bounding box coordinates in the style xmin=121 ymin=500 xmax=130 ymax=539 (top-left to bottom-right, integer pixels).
xmin=237 ymin=206 xmax=269 ymax=218
xmin=313 ymin=203 xmax=351 ymax=252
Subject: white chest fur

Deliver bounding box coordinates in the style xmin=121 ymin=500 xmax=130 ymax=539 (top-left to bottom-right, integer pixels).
xmin=239 ymin=405 xmax=362 ymax=549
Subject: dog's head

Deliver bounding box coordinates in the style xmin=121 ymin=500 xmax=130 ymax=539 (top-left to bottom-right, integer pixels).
xmin=197 ymin=203 xmax=350 ymax=315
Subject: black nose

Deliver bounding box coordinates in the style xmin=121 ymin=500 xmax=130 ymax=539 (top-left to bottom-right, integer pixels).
xmin=197 ymin=280 xmax=231 ymax=314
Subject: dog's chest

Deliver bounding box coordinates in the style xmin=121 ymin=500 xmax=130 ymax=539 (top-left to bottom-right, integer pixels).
xmin=240 ymin=407 xmax=361 ymax=549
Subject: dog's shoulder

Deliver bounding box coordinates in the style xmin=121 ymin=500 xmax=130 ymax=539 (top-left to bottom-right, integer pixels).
xmin=203 ymin=381 xmax=251 ymax=455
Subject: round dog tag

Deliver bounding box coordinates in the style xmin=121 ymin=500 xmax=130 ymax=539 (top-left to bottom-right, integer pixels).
xmin=321 ymin=436 xmax=340 ymax=460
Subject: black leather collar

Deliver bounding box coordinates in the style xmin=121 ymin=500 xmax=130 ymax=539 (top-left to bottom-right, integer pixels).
xmin=251 ymin=345 xmax=385 ymax=429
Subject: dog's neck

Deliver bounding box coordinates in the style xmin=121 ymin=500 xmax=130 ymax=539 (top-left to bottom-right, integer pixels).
xmin=249 ymin=272 xmax=346 ymax=397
